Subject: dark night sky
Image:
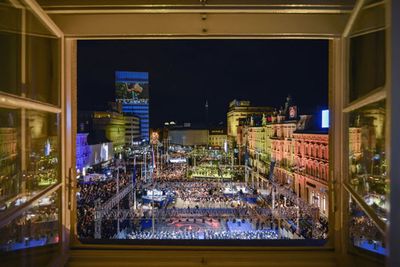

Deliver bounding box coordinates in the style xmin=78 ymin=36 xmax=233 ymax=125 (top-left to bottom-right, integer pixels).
xmin=78 ymin=40 xmax=328 ymax=128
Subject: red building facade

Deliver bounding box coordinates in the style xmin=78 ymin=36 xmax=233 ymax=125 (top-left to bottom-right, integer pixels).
xmin=292 ymin=132 xmax=329 ymax=216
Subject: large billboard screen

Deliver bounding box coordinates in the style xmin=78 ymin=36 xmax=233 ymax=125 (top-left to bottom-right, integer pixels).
xmin=115 ymin=71 xmax=149 ymax=103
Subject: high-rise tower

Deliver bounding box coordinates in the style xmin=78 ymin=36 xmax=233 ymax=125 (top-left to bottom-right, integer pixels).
xmin=115 ymin=71 xmax=150 ymax=142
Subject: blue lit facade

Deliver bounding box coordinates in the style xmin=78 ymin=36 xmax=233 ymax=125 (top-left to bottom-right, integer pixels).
xmin=115 ymin=71 xmax=150 ymax=142
xmin=76 ymin=133 xmax=91 ymax=171
xmin=122 ymin=102 xmax=149 ymax=142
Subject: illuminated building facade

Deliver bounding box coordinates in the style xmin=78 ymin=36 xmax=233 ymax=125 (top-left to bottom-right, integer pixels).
xmin=235 ymin=97 xmax=330 ymax=216
xmin=293 ymin=131 xmax=329 ymax=216
xmin=0 ymin=127 xmax=18 ymax=203
xmin=116 ymin=71 xmax=150 ymax=142
xmin=76 ymin=133 xmax=91 ymax=172
xmin=122 ymin=103 xmax=149 ymax=142
xmin=269 ymin=118 xmax=298 ymax=187
xmin=124 ymin=115 xmax=141 ymax=146
xmin=76 ymin=132 xmax=114 ymax=174
xmin=227 ymin=100 xmax=273 ymax=148
xmin=91 ymin=111 xmax=126 ymax=153
xmin=236 ymin=120 xmax=247 ymax=164
xmin=208 ymin=128 xmax=227 ymax=149
xmin=168 ymin=128 xmax=209 ymax=146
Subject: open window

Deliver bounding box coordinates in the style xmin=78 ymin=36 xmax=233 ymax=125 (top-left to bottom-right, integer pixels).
xmin=0 ymin=1 xmax=65 ymax=266
xmin=75 ymin=39 xmax=330 ymax=245
xmin=342 ymin=0 xmax=389 ymax=260
xmin=0 ymin=0 xmax=397 ymax=266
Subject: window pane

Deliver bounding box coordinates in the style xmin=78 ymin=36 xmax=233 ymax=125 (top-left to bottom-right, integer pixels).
xmin=348 ymin=100 xmax=388 ymax=222
xmin=349 ymin=30 xmax=386 ymax=102
xmin=365 ymin=0 xmax=383 ymax=4
xmin=25 ymin=35 xmax=60 ymax=106
xmin=0 ymin=1 xmax=60 ymax=106
xmin=0 ymin=190 xmax=60 ymax=252
xmin=0 ymin=107 xmax=60 ymax=216
xmin=349 ymin=196 xmax=386 ymax=256
xmin=0 ymin=3 xmax=21 ymax=96
xmin=0 ymin=190 xmax=60 ymax=267
xmin=350 ymin=3 xmax=385 ymax=37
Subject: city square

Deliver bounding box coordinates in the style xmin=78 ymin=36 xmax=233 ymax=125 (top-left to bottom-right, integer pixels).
xmin=0 ymin=3 xmax=395 ymax=265
xmin=77 ymin=144 xmax=328 ymax=241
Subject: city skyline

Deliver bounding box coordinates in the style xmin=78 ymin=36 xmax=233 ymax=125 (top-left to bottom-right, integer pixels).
xmin=78 ymin=40 xmax=328 ymax=127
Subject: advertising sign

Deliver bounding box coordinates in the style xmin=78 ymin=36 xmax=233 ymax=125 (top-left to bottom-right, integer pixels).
xmin=115 ymin=71 xmax=149 ymax=103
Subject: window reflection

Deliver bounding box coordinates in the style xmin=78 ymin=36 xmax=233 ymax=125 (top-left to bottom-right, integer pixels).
xmin=25 ymin=36 xmax=60 ymax=106
xmin=349 ymin=30 xmax=385 ymax=102
xmin=0 ymin=107 xmax=60 ymax=214
xmin=348 ymin=100 xmax=388 ymax=222
xmin=0 ymin=191 xmax=59 ymax=252
xmin=0 ymin=1 xmax=60 ymax=106
xmin=349 ymin=197 xmax=386 ymax=256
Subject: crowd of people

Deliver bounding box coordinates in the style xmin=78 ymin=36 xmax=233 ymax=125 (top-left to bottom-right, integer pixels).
xmin=77 ymin=166 xmax=132 ymax=238
xmin=153 ymin=164 xmax=187 ymax=182
xmin=191 ymin=165 xmax=234 ymax=179
xmin=76 ymin=154 xmax=329 ymax=241
xmin=349 ymin=201 xmax=384 ymax=249
xmin=263 ymin=179 xmax=329 ymax=239
xmin=125 ymin=229 xmax=278 ymax=240
xmin=203 ymin=229 xmax=278 ymax=240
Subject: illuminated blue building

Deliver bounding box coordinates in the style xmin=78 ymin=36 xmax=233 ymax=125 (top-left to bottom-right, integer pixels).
xmin=122 ymin=102 xmax=149 ymax=142
xmin=115 ymin=71 xmax=150 ymax=142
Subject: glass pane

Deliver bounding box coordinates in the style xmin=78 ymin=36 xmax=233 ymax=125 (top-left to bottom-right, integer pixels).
xmin=349 ymin=196 xmax=387 ymax=256
xmin=365 ymin=0 xmax=384 ymax=4
xmin=0 ymin=1 xmax=60 ymax=106
xmin=0 ymin=190 xmax=60 ymax=267
xmin=25 ymin=35 xmax=60 ymax=106
xmin=0 ymin=107 xmax=60 ymax=217
xmin=349 ymin=30 xmax=386 ymax=102
xmin=0 ymin=2 xmax=21 ymax=96
xmin=348 ymin=100 xmax=388 ymax=222
xmin=0 ymin=190 xmax=60 ymax=252
xmin=350 ymin=3 xmax=385 ymax=37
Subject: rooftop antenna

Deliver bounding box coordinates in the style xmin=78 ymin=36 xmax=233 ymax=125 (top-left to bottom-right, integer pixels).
xmin=205 ymin=99 xmax=209 ymax=127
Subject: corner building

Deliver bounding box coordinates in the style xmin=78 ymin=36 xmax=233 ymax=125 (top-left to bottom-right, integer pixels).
xmin=236 ymin=100 xmax=329 ymax=217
